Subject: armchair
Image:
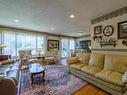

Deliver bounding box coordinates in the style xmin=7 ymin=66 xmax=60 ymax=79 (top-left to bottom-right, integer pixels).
xmin=18 ymin=50 xmax=40 ymax=66
xmin=46 ymin=49 xmax=59 ymax=64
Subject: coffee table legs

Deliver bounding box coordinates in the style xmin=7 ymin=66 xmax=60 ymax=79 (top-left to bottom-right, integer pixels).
xmin=31 ymin=71 xmax=45 ymax=85
xmin=31 ymin=74 xmax=34 ymax=85
xmin=42 ymin=71 xmax=45 ymax=81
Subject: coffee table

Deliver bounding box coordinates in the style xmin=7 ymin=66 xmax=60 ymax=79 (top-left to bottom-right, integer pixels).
xmin=28 ymin=63 xmax=45 ymax=84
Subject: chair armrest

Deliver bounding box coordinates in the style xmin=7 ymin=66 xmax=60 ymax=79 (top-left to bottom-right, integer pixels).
xmin=122 ymin=71 xmax=127 ymax=84
xmin=67 ymin=57 xmax=80 ymax=65
xmin=0 ymin=77 xmax=17 ymax=95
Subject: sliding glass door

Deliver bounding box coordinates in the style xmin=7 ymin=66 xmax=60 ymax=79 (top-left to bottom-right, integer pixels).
xmin=61 ymin=39 xmax=75 ymax=58
xmin=61 ymin=39 xmax=69 ymax=58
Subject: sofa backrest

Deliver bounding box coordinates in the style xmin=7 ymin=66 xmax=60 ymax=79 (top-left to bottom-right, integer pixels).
xmin=77 ymin=52 xmax=90 ymax=64
xmin=104 ymin=54 xmax=127 ymax=74
xmin=67 ymin=57 xmax=80 ymax=64
xmin=89 ymin=53 xmax=105 ymax=69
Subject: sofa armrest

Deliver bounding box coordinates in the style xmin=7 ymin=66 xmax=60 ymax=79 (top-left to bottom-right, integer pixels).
xmin=0 ymin=77 xmax=17 ymax=95
xmin=1 ymin=59 xmax=15 ymax=65
xmin=67 ymin=57 xmax=80 ymax=65
xmin=122 ymin=70 xmax=127 ymax=84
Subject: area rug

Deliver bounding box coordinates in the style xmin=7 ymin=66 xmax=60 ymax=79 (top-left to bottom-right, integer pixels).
xmin=21 ymin=65 xmax=87 ymax=95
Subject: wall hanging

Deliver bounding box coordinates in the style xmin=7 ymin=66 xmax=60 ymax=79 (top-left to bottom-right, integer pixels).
xmin=118 ymin=21 xmax=127 ymax=39
xmin=47 ymin=40 xmax=59 ymax=51
xmin=122 ymin=39 xmax=127 ymax=46
xmin=94 ymin=25 xmax=102 ymax=34
xmin=103 ymin=25 xmax=114 ymax=36
xmin=100 ymin=38 xmax=117 ymax=47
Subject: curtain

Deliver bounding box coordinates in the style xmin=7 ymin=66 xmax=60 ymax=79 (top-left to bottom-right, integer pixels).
xmin=3 ymin=32 xmax=16 ymax=57
xmin=1 ymin=31 xmax=45 ymax=59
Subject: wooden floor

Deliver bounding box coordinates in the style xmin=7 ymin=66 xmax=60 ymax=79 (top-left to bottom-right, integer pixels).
xmin=73 ymin=84 xmax=110 ymax=95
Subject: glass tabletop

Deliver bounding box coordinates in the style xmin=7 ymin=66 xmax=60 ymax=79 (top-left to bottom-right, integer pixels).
xmin=28 ymin=63 xmax=45 ymax=74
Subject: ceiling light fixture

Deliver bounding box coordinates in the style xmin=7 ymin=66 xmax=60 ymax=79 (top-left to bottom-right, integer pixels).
xmin=70 ymin=14 xmax=75 ymax=18
xmin=14 ymin=19 xmax=19 ymax=22
xmin=51 ymin=27 xmax=54 ymax=30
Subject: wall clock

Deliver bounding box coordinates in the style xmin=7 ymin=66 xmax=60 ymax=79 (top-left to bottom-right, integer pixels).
xmin=103 ymin=25 xmax=114 ymax=36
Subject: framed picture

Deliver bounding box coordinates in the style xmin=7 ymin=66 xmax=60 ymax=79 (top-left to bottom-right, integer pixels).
xmin=103 ymin=25 xmax=114 ymax=36
xmin=47 ymin=39 xmax=59 ymax=51
xmin=118 ymin=21 xmax=127 ymax=39
xmin=94 ymin=26 xmax=102 ymax=34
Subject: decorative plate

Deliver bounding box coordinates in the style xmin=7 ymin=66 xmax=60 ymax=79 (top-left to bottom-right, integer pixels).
xmin=103 ymin=25 xmax=114 ymax=36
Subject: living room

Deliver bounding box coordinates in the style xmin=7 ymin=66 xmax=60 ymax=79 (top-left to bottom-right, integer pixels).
xmin=0 ymin=0 xmax=127 ymax=95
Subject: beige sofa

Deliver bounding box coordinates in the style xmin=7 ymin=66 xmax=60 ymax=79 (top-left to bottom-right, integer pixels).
xmin=67 ymin=52 xmax=127 ymax=95
xmin=0 ymin=60 xmax=21 ymax=95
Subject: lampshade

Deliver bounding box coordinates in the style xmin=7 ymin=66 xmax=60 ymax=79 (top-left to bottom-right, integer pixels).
xmin=0 ymin=44 xmax=7 ymax=48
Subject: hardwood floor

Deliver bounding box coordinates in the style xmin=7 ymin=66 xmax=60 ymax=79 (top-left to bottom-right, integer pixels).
xmin=73 ymin=84 xmax=110 ymax=95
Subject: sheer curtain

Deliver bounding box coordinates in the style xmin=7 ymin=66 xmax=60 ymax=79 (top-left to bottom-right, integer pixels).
xmin=1 ymin=31 xmax=45 ymax=59
xmin=37 ymin=35 xmax=45 ymax=55
xmin=3 ymin=32 xmax=16 ymax=57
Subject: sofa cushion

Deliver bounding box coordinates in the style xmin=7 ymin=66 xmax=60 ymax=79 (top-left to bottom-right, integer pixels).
xmin=0 ymin=65 xmax=10 ymax=75
xmin=122 ymin=70 xmax=127 ymax=83
xmin=89 ymin=53 xmax=105 ymax=69
xmin=70 ymin=63 xmax=87 ymax=70
xmin=67 ymin=57 xmax=80 ymax=64
xmin=104 ymin=55 xmax=127 ymax=74
xmin=78 ymin=52 xmax=90 ymax=64
xmin=95 ymin=70 xmax=124 ymax=86
xmin=81 ymin=65 xmax=102 ymax=76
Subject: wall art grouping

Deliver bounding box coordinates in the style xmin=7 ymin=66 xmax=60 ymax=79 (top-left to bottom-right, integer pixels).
xmin=94 ymin=25 xmax=114 ymax=37
xmin=93 ymin=20 xmax=127 ymax=47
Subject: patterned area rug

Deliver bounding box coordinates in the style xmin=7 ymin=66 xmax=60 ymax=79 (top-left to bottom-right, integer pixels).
xmin=21 ymin=65 xmax=87 ymax=95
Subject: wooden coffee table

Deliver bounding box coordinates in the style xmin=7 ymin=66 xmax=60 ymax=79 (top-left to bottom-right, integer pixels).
xmin=28 ymin=63 xmax=45 ymax=84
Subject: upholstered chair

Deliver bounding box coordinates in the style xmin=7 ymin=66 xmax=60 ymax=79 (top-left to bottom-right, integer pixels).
xmin=46 ymin=49 xmax=59 ymax=64
xmin=19 ymin=50 xmax=40 ymax=66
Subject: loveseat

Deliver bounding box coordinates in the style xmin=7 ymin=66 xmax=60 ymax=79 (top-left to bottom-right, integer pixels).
xmin=0 ymin=55 xmax=21 ymax=95
xmin=67 ymin=52 xmax=127 ymax=95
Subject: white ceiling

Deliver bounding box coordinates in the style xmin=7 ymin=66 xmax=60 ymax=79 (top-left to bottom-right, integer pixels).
xmin=0 ymin=0 xmax=127 ymax=37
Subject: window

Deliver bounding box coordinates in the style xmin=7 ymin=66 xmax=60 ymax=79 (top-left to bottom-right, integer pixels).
xmin=69 ymin=40 xmax=75 ymax=50
xmin=37 ymin=35 xmax=45 ymax=54
xmin=1 ymin=31 xmax=45 ymax=58
xmin=3 ymin=32 xmax=16 ymax=56
xmin=61 ymin=39 xmax=75 ymax=58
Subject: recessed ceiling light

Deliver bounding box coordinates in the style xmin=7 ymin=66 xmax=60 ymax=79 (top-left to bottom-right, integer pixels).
xmin=51 ymin=27 xmax=54 ymax=30
xmin=14 ymin=19 xmax=19 ymax=22
xmin=70 ymin=14 xmax=75 ymax=18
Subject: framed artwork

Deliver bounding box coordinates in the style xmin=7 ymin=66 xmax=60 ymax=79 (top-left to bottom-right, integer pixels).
xmin=94 ymin=25 xmax=102 ymax=34
xmin=47 ymin=39 xmax=59 ymax=51
xmin=122 ymin=39 xmax=127 ymax=46
xmin=103 ymin=25 xmax=114 ymax=36
xmin=118 ymin=21 xmax=127 ymax=39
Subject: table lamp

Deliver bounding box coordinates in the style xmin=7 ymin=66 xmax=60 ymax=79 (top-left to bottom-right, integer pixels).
xmin=37 ymin=48 xmax=42 ymax=57
xmin=0 ymin=44 xmax=7 ymax=54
